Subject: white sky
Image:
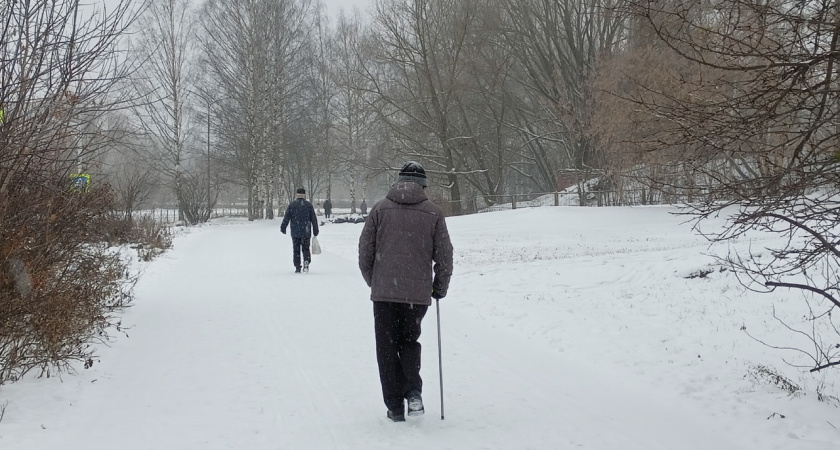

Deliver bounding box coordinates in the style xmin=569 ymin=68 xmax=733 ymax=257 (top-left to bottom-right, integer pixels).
xmin=321 ymin=0 xmax=374 ymax=20
xmin=96 ymin=0 xmax=375 ymax=20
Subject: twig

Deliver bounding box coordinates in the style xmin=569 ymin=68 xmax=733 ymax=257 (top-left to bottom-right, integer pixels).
xmin=765 ymin=281 xmax=840 ymax=309
xmin=810 ymin=360 xmax=840 ymax=373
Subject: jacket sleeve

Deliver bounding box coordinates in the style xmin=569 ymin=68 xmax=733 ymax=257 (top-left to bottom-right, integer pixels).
xmin=358 ymin=209 xmax=377 ymax=287
xmin=280 ymin=205 xmax=291 ymax=233
xmin=310 ymin=204 xmax=319 ymax=236
xmin=431 ymin=214 xmax=454 ymax=299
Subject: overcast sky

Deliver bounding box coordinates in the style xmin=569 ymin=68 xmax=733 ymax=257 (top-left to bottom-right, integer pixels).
xmin=97 ymin=0 xmax=374 ymax=21
xmin=321 ymin=0 xmax=374 ymax=20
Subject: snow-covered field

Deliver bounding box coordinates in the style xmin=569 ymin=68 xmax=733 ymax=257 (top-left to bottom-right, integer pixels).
xmin=1 ymin=205 xmax=839 ymax=449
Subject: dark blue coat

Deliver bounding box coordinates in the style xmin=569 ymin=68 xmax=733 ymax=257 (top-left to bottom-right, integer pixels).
xmin=281 ymin=199 xmax=319 ymax=239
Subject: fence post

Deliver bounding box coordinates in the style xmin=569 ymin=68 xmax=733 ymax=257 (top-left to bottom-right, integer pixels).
xmin=512 ymin=194 xmax=517 ymax=210
xmin=554 ymin=192 xmax=559 ymax=206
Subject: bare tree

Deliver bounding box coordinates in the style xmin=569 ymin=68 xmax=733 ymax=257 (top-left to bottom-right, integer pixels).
xmin=624 ymin=0 xmax=840 ymax=372
xmin=132 ymin=0 xmax=197 ymax=223
xmin=331 ymin=11 xmax=382 ymax=211
xmin=503 ymin=0 xmax=630 ymax=202
xmin=112 ymin=161 xmax=160 ymax=221
xmin=367 ymin=0 xmax=482 ymax=215
xmin=201 ymin=0 xmax=314 ymax=220
xmin=0 ymin=0 xmax=140 ymax=384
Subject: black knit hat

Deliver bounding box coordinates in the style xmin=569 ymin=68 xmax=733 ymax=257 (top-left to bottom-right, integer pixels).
xmin=397 ymin=161 xmax=427 ymax=187
xmin=296 ymin=187 xmax=306 ymax=194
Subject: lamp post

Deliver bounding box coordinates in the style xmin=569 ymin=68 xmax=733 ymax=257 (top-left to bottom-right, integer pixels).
xmin=191 ymin=87 xmax=227 ymax=221
xmin=206 ymin=96 xmax=211 ymax=215
xmin=201 ymin=94 xmax=224 ymax=220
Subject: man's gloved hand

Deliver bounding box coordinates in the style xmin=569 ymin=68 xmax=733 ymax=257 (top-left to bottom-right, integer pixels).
xmin=432 ymin=290 xmax=443 ymax=300
xmin=281 ymin=229 xmax=286 ymax=234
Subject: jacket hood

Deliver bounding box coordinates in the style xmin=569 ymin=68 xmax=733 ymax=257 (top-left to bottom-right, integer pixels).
xmin=386 ymin=181 xmax=428 ymax=205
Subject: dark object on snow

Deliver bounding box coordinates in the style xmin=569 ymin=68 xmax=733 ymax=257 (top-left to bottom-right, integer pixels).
xmin=290 ymin=238 xmax=311 ymax=272
xmin=359 ymin=164 xmax=453 ymax=419
xmin=281 ymin=192 xmax=319 ymax=272
xmin=281 ymin=197 xmax=318 ymax=239
xmin=360 ymin=199 xmax=367 ymax=215
xmin=374 ymin=302 xmax=427 ymax=417
xmin=686 ymin=268 xmax=714 ymax=279
xmin=323 ymin=198 xmax=332 ymax=219
xmin=387 ymin=407 xmax=405 ymax=422
xmin=332 ymin=216 xmax=366 ymax=224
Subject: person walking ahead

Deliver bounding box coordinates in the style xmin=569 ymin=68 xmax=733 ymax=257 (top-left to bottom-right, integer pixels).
xmin=358 ymin=162 xmax=454 ymax=422
xmin=323 ymin=198 xmax=333 ymax=219
xmin=281 ymin=187 xmax=319 ymax=273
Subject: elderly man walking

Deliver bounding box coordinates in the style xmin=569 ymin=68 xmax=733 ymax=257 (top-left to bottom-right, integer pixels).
xmin=281 ymin=187 xmax=319 ymax=273
xmin=358 ymin=161 xmax=454 ymax=422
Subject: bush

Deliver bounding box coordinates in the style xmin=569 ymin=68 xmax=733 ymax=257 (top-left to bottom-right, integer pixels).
xmin=0 ymin=173 xmax=135 ymax=384
xmin=132 ymin=214 xmax=173 ymax=261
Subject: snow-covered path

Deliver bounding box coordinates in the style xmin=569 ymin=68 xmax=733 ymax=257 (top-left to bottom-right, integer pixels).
xmin=3 ymin=208 xmax=839 ymax=449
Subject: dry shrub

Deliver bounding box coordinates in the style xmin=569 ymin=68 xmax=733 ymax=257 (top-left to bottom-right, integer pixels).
xmin=0 ymin=172 xmax=134 ymax=384
xmin=746 ymin=364 xmax=802 ymax=397
xmin=131 ymin=214 xmax=172 ymax=261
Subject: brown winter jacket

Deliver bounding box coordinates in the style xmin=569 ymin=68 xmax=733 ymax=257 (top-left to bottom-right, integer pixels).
xmin=358 ymin=181 xmax=454 ymax=306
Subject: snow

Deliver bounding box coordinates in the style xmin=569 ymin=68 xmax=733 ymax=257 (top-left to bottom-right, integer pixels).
xmin=2 ymin=205 xmax=839 ymax=449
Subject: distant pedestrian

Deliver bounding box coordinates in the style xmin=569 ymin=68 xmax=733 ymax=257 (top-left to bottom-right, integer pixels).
xmin=360 ymin=198 xmax=367 ymax=215
xmin=323 ymin=198 xmax=333 ymax=219
xmin=358 ymin=161 xmax=454 ymax=422
xmin=281 ymin=188 xmax=319 ymax=273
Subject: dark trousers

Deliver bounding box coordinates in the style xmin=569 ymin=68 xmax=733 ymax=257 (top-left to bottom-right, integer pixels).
xmin=324 ymin=210 xmax=331 ymax=219
xmin=292 ymin=237 xmax=311 ymax=269
xmin=373 ymin=301 xmax=428 ymax=411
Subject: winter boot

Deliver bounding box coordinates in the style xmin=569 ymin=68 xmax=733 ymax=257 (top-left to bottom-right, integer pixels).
xmin=386 ymin=408 xmax=405 ymax=422
xmin=406 ymin=390 xmax=424 ymax=417
xmin=303 ymin=260 xmax=310 ymax=273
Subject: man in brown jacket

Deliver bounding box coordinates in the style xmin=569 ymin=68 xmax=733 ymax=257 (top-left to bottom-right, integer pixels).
xmin=358 ymin=161 xmax=454 ymax=422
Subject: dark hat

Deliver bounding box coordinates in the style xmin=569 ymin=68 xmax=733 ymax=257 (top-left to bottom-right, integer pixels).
xmin=296 ymin=187 xmax=306 ymax=194
xmin=397 ymin=161 xmax=427 ymax=187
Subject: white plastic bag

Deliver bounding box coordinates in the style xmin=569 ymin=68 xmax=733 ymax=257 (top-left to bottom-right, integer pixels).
xmin=311 ymin=236 xmax=322 ymax=255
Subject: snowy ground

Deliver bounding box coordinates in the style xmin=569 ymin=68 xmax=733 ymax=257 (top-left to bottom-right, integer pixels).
xmin=1 ymin=205 xmax=839 ymax=449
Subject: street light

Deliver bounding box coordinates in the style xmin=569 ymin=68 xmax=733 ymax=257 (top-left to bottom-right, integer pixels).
xmin=192 ymin=89 xmax=224 ymax=220
xmin=206 ymin=96 xmax=212 ymax=214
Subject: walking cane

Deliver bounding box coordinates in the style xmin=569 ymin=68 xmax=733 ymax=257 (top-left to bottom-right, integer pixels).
xmin=436 ymin=298 xmax=445 ymax=420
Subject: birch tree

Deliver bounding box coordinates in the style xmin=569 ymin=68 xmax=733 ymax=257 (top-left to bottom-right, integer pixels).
xmin=201 ymin=0 xmax=313 ymax=220
xmin=133 ymin=0 xmax=197 ymax=223
xmin=332 ymin=12 xmax=380 ymax=211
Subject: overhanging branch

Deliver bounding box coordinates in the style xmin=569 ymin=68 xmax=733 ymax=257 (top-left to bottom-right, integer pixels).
xmin=765 ymin=281 xmax=840 ymax=310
